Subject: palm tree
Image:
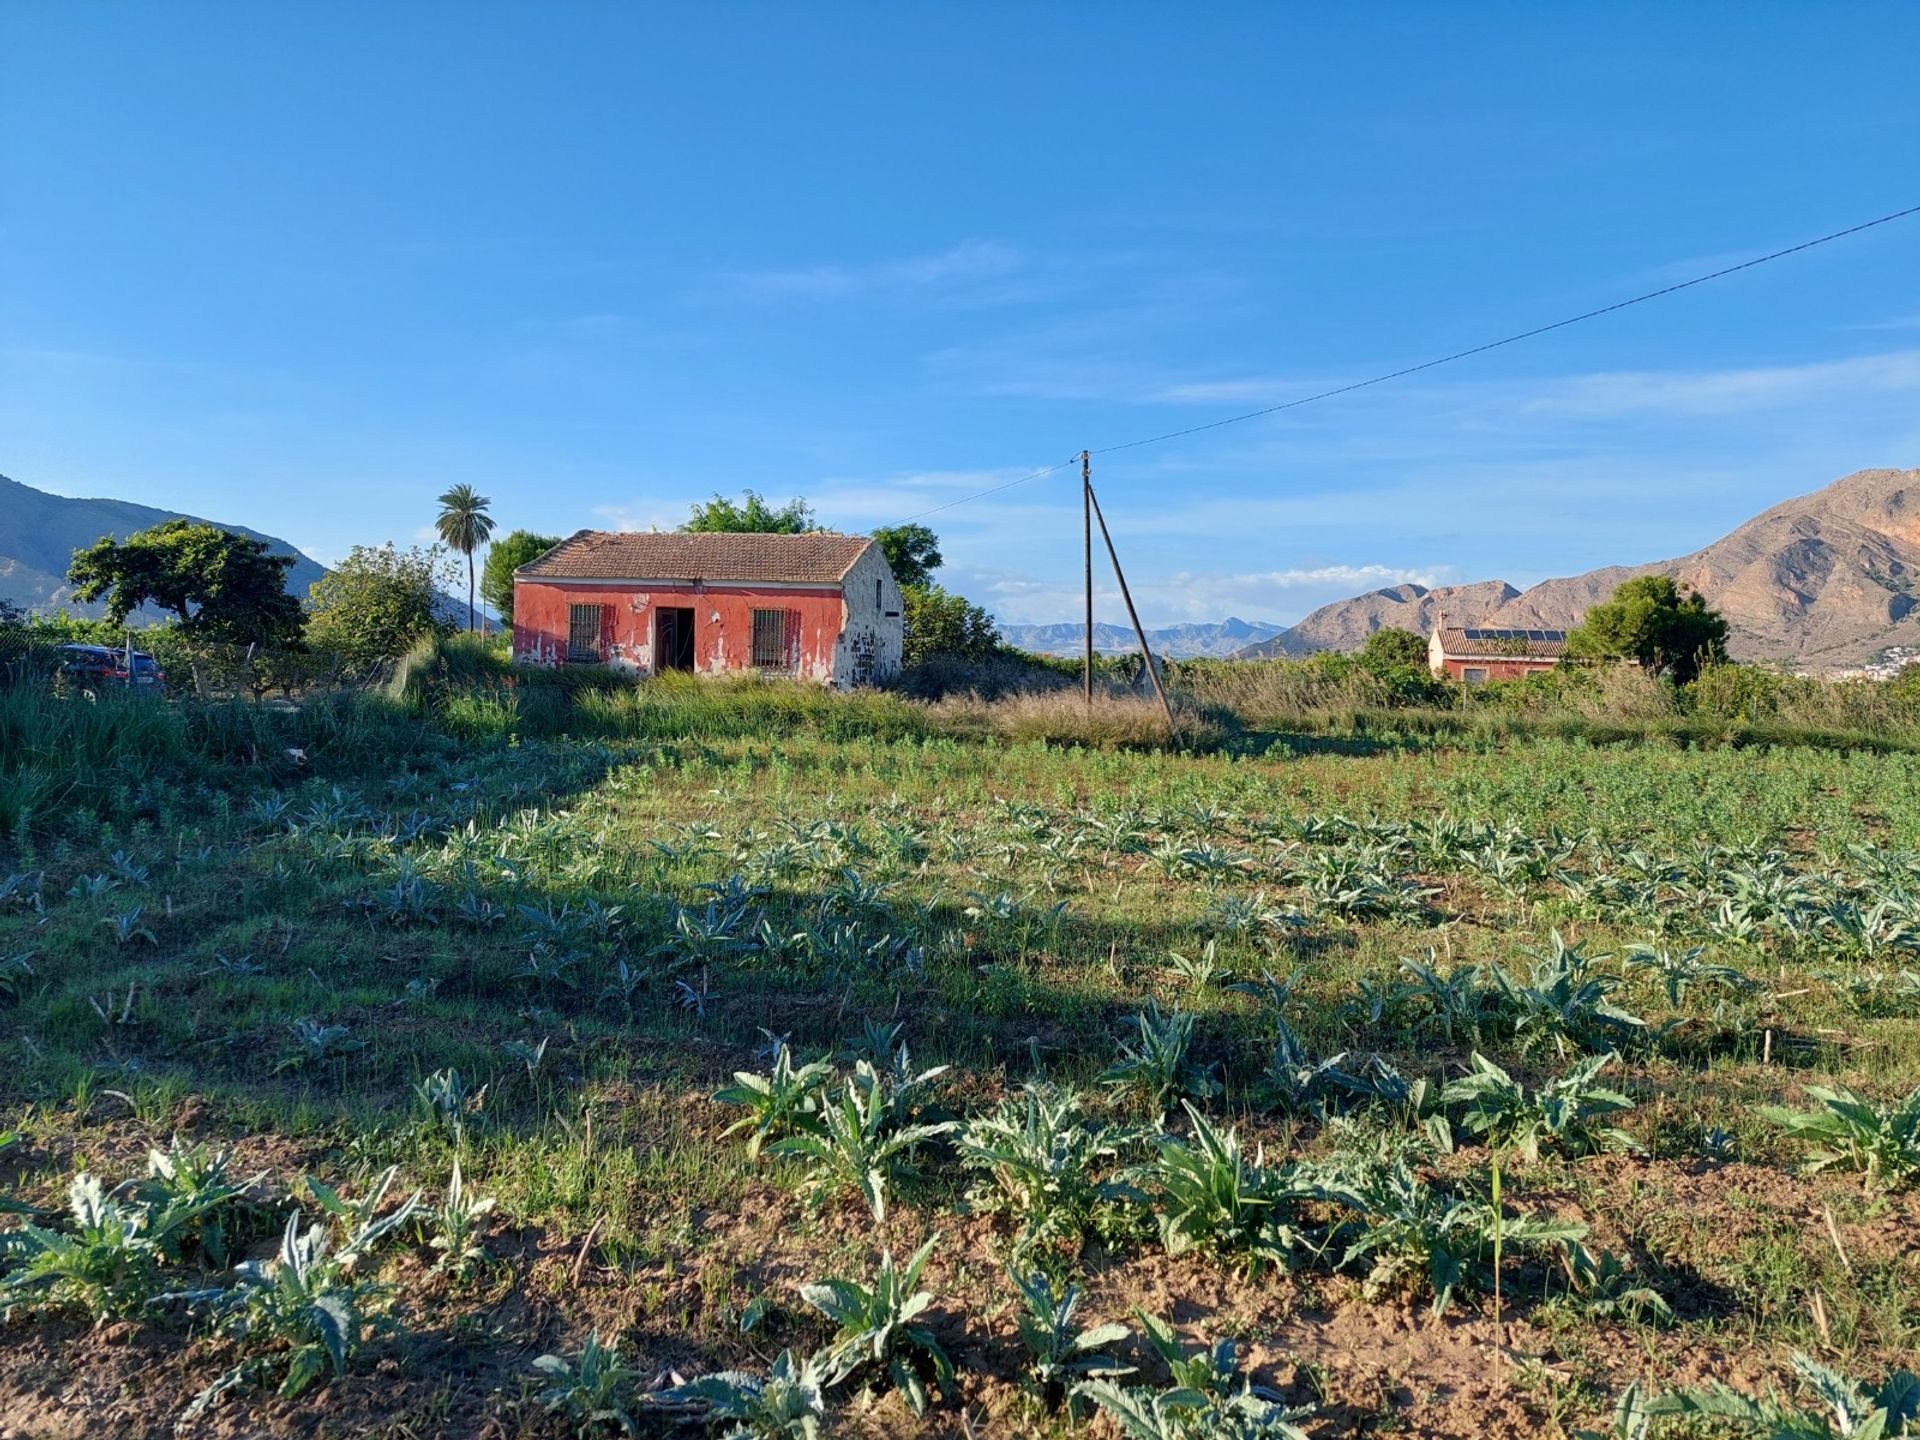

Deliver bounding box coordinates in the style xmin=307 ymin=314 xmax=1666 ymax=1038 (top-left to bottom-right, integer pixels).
xmin=434 ymin=485 xmax=496 ymax=632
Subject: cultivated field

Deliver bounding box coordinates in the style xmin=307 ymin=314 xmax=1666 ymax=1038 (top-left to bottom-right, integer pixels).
xmin=2 ymin=683 xmax=1918 ymax=1438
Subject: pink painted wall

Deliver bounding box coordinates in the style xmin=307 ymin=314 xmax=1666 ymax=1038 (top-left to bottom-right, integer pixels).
xmin=1439 ymin=657 xmax=1559 ymax=682
xmin=512 ymin=579 xmax=849 ymax=681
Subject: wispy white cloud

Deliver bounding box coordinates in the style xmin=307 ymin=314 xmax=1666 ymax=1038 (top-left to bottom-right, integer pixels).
xmin=578 ymin=469 xmax=1052 ymax=536
xmin=1631 ymin=248 xmax=1765 ymax=286
xmin=1517 ymin=349 xmax=1920 ymax=419
xmin=731 ymin=241 xmax=1021 ymax=300
xmin=1133 ymin=563 xmax=1454 ymax=625
xmin=1843 ymin=313 xmax=1920 ymax=333
xmin=932 ymin=317 xmax=1920 ymax=428
xmin=1183 ymin=562 xmax=1451 ymax=591
xmin=816 ymin=466 xmax=1037 ymax=498
xmin=799 ymin=467 xmax=1075 ymax=528
xmin=961 ymin=556 xmax=1456 ymax=628
xmin=961 ymin=569 xmax=1123 ymax=626
xmin=1148 ymin=376 xmax=1317 ymax=405
xmin=591 ymin=502 xmax=684 ymax=533
xmin=939 ymin=358 xmax=1156 ymax=403
xmin=793 ymin=339 xmax=1920 ymax=627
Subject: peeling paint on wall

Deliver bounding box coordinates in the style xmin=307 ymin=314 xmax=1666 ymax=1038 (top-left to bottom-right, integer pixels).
xmin=512 ymin=569 xmax=903 ymax=689
xmin=831 ymin=546 xmax=904 ymax=686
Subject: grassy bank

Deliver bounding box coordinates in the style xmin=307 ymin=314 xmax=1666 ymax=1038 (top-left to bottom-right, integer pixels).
xmin=4 ymin=636 xmax=1916 ymax=851
xmin=391 ymin=634 xmax=1227 ymax=751
xmin=388 ymin=633 xmax=1920 ymax=760
xmin=1175 ymin=650 xmax=1920 ymax=738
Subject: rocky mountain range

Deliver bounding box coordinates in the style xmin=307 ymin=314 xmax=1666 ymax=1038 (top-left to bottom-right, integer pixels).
xmin=998 ymin=616 xmax=1285 ymax=661
xmin=1233 ymin=467 xmax=1920 ymax=672
xmin=1234 ymin=580 xmax=1523 ymax=659
xmin=0 ymin=473 xmax=328 ymax=619
xmin=9 ymin=466 xmax=1916 ymax=672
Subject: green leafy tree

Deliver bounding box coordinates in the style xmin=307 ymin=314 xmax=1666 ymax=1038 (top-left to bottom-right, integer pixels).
xmin=306 ymin=544 xmax=455 ymax=667
xmin=902 ymin=584 xmax=1000 ymax=665
xmin=433 ymin=485 xmax=496 ymax=632
xmin=1568 ymin=575 xmax=1728 ymax=684
xmin=480 ymin=530 xmax=561 ymax=627
xmin=1889 ymin=662 xmax=1920 ymax=707
xmin=870 ymin=521 xmax=1002 ymax=668
xmin=871 ymin=524 xmax=943 ymax=590
xmin=66 ymin=520 xmax=303 ymax=647
xmin=1359 ymin=627 xmax=1429 ymax=672
xmin=1351 ymin=625 xmax=1448 ymax=705
xmin=682 ymin=491 xmax=818 ymax=534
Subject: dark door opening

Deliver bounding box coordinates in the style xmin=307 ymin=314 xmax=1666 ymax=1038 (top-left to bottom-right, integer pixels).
xmin=655 ymin=607 xmax=696 ymax=672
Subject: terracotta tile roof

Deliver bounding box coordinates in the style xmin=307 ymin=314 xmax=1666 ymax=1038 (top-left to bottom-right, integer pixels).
xmin=1436 ymin=626 xmax=1569 ymax=660
xmin=516 ymin=530 xmax=875 ymax=585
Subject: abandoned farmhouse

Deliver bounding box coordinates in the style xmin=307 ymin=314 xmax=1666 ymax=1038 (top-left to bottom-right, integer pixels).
xmin=512 ymin=531 xmax=904 ymax=688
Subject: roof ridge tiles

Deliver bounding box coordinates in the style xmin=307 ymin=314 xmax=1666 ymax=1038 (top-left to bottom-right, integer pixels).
xmin=517 ymin=530 xmax=874 ymax=585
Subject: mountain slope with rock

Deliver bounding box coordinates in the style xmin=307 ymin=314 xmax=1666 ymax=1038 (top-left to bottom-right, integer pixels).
xmin=1232 ymin=581 xmax=1522 ymax=659
xmin=0 ymin=473 xmax=328 ymax=618
xmin=1486 ymin=467 xmax=1920 ymax=667
xmin=1234 ymin=468 xmax=1920 ymax=671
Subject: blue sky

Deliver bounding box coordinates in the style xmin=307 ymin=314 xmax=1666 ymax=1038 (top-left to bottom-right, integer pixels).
xmin=3 ymin=4 xmax=1918 ymax=627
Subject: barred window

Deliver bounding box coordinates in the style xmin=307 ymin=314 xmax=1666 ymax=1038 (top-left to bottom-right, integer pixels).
xmin=751 ymin=609 xmax=790 ymax=669
xmin=567 ymin=604 xmax=604 ymax=663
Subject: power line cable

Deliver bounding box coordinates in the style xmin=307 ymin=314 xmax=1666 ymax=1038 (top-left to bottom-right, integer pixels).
xmin=1094 ymin=201 xmax=1920 ymax=456
xmin=898 ymin=456 xmax=1081 ymax=522
xmin=897 ymin=201 xmax=1920 ymax=521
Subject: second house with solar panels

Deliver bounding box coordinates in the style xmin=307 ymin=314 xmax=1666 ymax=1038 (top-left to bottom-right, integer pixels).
xmin=510 ymin=531 xmax=904 ymax=689
xmin=1427 ymin=619 xmax=1569 ymax=684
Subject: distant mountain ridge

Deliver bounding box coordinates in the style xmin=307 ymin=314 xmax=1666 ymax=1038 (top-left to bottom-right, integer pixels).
xmin=1229 ymin=467 xmax=1920 ymax=672
xmin=1483 ymin=467 xmax=1920 ymax=668
xmin=1233 ymin=581 xmax=1522 ymax=659
xmin=1000 ymin=616 xmax=1284 ymax=660
xmin=12 ymin=466 xmax=1915 ymax=671
xmin=0 ymin=473 xmax=330 ymax=620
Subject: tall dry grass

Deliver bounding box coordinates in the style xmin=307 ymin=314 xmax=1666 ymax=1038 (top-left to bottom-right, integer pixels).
xmin=925 ymin=687 xmax=1223 ymax=749
xmin=1175 ymin=659 xmax=1426 ymax=726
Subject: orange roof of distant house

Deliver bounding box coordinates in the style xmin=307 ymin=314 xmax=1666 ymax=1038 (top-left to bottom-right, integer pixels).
xmin=1435 ymin=626 xmax=1569 ymax=660
xmin=516 ymin=531 xmax=875 ymax=585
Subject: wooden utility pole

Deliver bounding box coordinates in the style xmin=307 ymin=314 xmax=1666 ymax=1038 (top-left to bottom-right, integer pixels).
xmin=1085 ymin=475 xmax=1179 ymax=744
xmin=1081 ymin=450 xmax=1093 ymax=708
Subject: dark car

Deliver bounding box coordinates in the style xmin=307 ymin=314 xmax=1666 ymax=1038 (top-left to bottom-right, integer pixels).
xmin=56 ymin=643 xmax=167 ymax=693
